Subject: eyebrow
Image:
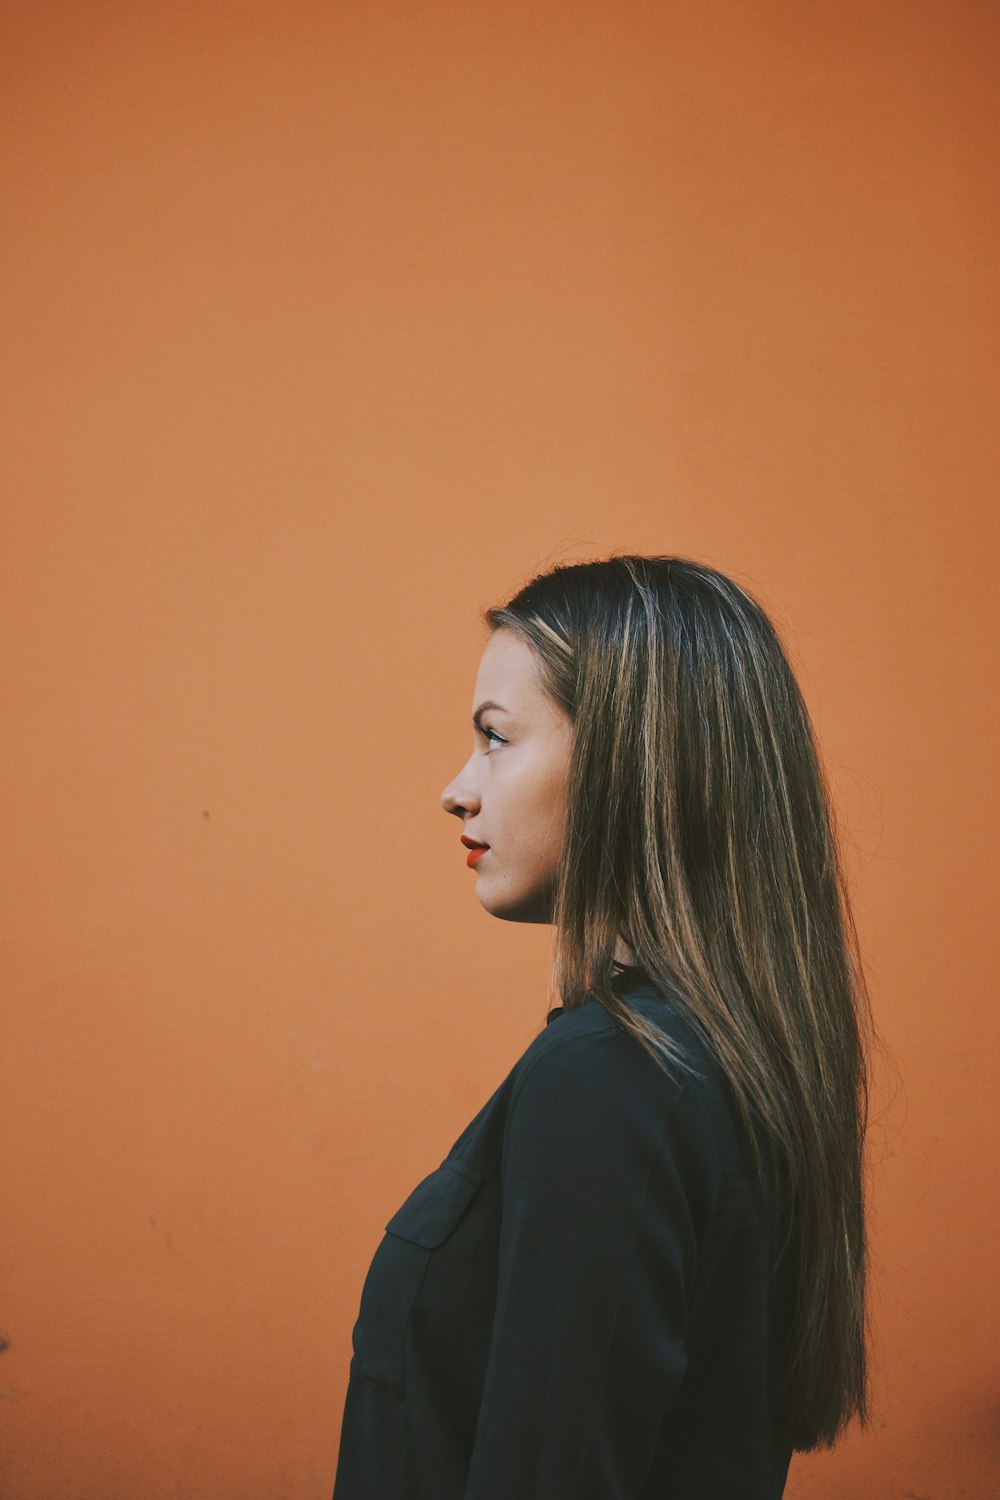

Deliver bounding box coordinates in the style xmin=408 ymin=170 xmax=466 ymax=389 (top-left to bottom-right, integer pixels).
xmin=472 ymin=700 xmax=511 ymax=730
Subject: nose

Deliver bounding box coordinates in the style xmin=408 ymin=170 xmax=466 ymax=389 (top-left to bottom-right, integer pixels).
xmin=440 ymin=759 xmax=479 ymax=818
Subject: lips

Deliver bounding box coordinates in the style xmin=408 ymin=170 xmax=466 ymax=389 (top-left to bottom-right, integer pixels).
xmin=460 ymin=834 xmax=490 ymax=868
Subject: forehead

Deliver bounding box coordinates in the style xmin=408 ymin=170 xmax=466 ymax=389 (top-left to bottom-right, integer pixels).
xmin=473 ymin=629 xmax=547 ymax=714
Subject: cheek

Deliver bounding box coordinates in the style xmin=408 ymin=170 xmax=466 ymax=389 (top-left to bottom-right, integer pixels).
xmin=494 ymin=751 xmax=568 ymax=853
xmin=529 ymin=770 xmax=568 ymax=849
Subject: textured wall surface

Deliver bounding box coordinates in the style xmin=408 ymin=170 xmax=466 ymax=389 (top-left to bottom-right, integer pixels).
xmin=2 ymin=2 xmax=997 ymax=1496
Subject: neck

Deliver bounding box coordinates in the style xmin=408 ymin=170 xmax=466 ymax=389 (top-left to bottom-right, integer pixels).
xmin=613 ymin=934 xmax=637 ymax=967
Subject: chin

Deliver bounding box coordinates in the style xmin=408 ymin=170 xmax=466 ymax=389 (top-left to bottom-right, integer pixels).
xmin=476 ymin=884 xmax=555 ymax=925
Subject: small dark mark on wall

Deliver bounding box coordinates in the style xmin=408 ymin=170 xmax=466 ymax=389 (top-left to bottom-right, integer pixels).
xmin=0 ymin=1336 xmax=9 ymax=1353
xmin=202 ymin=809 xmax=211 ymax=820
xmin=148 ymin=1213 xmax=174 ymax=1252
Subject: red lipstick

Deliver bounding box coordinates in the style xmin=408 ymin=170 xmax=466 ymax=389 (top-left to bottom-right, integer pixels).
xmin=461 ymin=834 xmax=490 ymax=867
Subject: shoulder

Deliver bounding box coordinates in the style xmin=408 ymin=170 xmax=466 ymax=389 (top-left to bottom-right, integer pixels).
xmin=506 ymin=988 xmax=721 ymax=1154
xmin=520 ymin=985 xmax=711 ymax=1091
xmin=516 ymin=984 xmax=758 ymax=1171
xmin=497 ymin=988 xmax=725 ymax=1238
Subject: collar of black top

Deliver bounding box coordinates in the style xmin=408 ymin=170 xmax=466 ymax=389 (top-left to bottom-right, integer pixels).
xmin=545 ymin=965 xmax=649 ymax=1026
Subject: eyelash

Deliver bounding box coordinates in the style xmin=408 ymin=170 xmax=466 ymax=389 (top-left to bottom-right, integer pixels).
xmin=481 ymin=726 xmax=506 ymax=751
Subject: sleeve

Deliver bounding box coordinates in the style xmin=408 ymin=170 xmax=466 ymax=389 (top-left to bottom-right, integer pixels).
xmin=462 ymin=1030 xmax=719 ymax=1500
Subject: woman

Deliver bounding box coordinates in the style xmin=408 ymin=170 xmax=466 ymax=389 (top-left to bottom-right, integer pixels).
xmin=332 ymin=554 xmax=875 ymax=1499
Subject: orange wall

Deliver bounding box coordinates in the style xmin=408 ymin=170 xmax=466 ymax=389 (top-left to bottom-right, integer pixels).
xmin=2 ymin=3 xmax=997 ymax=1496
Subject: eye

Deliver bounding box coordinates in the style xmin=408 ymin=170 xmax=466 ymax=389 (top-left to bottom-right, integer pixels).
xmin=481 ymin=726 xmax=506 ymax=752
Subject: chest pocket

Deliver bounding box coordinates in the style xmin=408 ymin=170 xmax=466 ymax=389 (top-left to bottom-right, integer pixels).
xmin=350 ymin=1158 xmax=485 ymax=1400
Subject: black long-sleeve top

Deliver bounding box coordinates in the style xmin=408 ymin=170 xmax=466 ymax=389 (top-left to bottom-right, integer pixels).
xmin=331 ymin=970 xmax=795 ymax=1499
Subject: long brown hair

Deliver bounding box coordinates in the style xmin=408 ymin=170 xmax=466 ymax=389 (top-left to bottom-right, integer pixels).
xmin=484 ymin=553 xmax=876 ymax=1452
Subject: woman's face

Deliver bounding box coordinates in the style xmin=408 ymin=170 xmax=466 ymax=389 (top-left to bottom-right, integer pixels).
xmin=440 ymin=628 xmax=573 ymax=924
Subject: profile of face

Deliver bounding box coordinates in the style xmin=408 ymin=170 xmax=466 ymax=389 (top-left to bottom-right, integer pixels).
xmin=439 ymin=629 xmax=573 ymax=924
